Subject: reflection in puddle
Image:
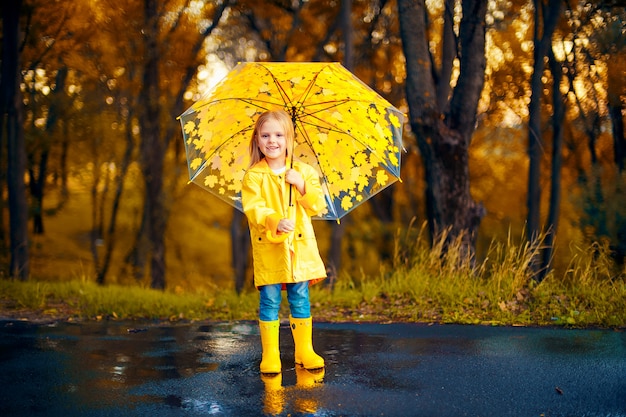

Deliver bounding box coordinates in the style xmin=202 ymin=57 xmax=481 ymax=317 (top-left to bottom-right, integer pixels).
xmin=261 ymin=366 xmax=325 ymax=416
xmin=4 ymin=321 xmax=248 ymax=414
xmin=134 ymin=394 xmax=224 ymax=414
xmin=164 ymin=395 xmax=223 ymax=413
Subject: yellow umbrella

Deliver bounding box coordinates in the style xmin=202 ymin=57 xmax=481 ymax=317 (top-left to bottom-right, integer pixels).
xmin=179 ymin=62 xmax=404 ymax=220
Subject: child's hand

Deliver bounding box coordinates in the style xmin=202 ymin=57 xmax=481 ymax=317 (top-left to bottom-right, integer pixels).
xmin=277 ymin=218 xmax=295 ymax=234
xmin=285 ymin=169 xmax=305 ymax=195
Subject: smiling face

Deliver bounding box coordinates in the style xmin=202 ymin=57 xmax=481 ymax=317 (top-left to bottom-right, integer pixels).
xmin=248 ymin=110 xmax=295 ymax=169
xmin=256 ymin=118 xmax=288 ymax=169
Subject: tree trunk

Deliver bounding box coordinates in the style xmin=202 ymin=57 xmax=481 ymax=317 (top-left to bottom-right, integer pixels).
xmin=230 ymin=209 xmax=250 ymax=294
xmin=96 ymin=108 xmax=135 ymax=285
xmin=28 ymin=66 xmax=67 ymax=235
xmin=341 ymin=0 xmax=353 ymax=70
xmin=609 ymin=103 xmax=625 ymax=172
xmin=437 ymin=0 xmax=456 ymax=111
xmin=325 ymin=0 xmax=354 ymax=288
xmin=326 ymin=221 xmax=345 ymax=289
xmin=89 ymin=134 xmax=106 ymax=282
xmin=323 ymin=0 xmax=355 ymax=286
xmin=28 ymin=148 xmax=48 ymax=235
xmin=2 ymin=0 xmax=30 ymax=280
xmin=606 ymin=43 xmax=625 ymax=172
xmin=369 ymin=186 xmax=395 ymax=262
xmin=398 ymin=0 xmax=486 ymax=258
xmin=125 ymin=205 xmax=150 ymax=282
xmin=539 ymin=47 xmax=566 ymax=282
xmin=526 ymin=0 xmax=561 ymax=275
xmin=134 ymin=0 xmax=228 ymax=289
xmin=139 ymin=0 xmax=167 ymax=289
xmin=58 ymin=119 xmax=70 ymax=206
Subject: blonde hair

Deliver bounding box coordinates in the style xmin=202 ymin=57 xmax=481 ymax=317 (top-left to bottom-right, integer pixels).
xmin=249 ymin=109 xmax=295 ymax=168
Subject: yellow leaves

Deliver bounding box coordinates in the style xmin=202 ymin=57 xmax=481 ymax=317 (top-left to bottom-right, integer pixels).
xmin=204 ymin=174 xmax=218 ymax=188
xmin=191 ymin=137 xmax=203 ymax=150
xmin=389 ymin=112 xmax=402 ymax=128
xmin=388 ymin=152 xmax=399 ymax=168
xmin=183 ymin=120 xmax=196 ymax=135
xmin=376 ymin=169 xmax=389 ymax=186
xmin=326 ymin=170 xmax=341 ymax=185
xmin=356 ymin=174 xmax=369 ymax=192
xmin=367 ymin=106 xmax=380 ymax=121
xmin=316 ymin=132 xmax=328 ymax=144
xmin=341 ymin=195 xmax=353 ymax=211
xmin=349 ymin=167 xmax=361 ymax=183
xmin=199 ymin=131 xmax=214 ymax=154
xmin=353 ymin=152 xmax=367 ymax=167
xmin=190 ymin=158 xmax=203 ymax=170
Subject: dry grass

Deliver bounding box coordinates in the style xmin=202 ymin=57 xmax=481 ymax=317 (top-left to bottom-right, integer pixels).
xmin=3 ymin=222 xmax=624 ymax=328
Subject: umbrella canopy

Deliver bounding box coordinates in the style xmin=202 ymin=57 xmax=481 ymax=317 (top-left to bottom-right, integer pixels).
xmin=179 ymin=62 xmax=404 ymax=220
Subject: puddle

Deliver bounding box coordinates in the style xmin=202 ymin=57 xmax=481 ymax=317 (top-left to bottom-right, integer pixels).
xmin=1 ymin=320 xmax=624 ymax=416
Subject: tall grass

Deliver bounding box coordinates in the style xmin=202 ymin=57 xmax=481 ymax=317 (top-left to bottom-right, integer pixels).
xmin=310 ymin=222 xmax=626 ymax=328
xmin=2 ymin=222 xmax=625 ymax=328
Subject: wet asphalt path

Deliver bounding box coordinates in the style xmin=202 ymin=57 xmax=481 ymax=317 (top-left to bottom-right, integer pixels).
xmin=0 ymin=319 xmax=624 ymax=417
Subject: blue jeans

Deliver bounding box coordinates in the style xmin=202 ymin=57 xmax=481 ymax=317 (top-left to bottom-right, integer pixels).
xmin=259 ymin=282 xmax=310 ymax=322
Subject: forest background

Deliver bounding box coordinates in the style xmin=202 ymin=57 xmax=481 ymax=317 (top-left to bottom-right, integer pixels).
xmin=0 ymin=0 xmax=624 ymax=324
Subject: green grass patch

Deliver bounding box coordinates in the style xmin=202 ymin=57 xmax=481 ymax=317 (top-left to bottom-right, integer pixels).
xmin=2 ymin=225 xmax=625 ymax=328
xmin=0 ymin=279 xmax=259 ymax=322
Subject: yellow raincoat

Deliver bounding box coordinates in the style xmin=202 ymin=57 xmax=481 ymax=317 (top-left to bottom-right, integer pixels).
xmin=242 ymin=159 xmax=327 ymax=287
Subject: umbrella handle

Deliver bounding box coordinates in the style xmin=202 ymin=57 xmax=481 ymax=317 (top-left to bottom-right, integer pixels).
xmin=265 ymin=202 xmax=296 ymax=243
xmin=266 ymin=230 xmax=291 ymax=243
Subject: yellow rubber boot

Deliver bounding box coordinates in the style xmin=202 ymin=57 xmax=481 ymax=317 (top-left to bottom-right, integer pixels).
xmin=259 ymin=320 xmax=281 ymax=374
xmin=290 ymin=316 xmax=324 ymax=370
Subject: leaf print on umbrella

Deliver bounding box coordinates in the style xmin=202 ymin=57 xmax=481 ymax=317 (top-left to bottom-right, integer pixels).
xmin=179 ymin=62 xmax=405 ymax=220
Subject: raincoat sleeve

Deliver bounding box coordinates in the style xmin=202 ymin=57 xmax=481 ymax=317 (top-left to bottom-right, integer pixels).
xmin=241 ymin=170 xmax=282 ymax=234
xmin=295 ymin=163 xmax=327 ymax=217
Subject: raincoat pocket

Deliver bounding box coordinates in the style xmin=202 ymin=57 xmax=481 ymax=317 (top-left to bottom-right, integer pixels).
xmin=291 ymin=230 xmax=326 ymax=280
xmin=251 ymin=234 xmax=291 ymax=281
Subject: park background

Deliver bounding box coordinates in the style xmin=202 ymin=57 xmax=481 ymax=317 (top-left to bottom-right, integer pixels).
xmin=0 ymin=0 xmax=624 ymax=326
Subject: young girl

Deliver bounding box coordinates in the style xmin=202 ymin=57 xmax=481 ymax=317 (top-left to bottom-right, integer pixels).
xmin=241 ymin=109 xmax=327 ymax=374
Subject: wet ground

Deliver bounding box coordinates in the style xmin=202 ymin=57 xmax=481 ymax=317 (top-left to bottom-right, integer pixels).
xmin=0 ymin=319 xmax=624 ymax=417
